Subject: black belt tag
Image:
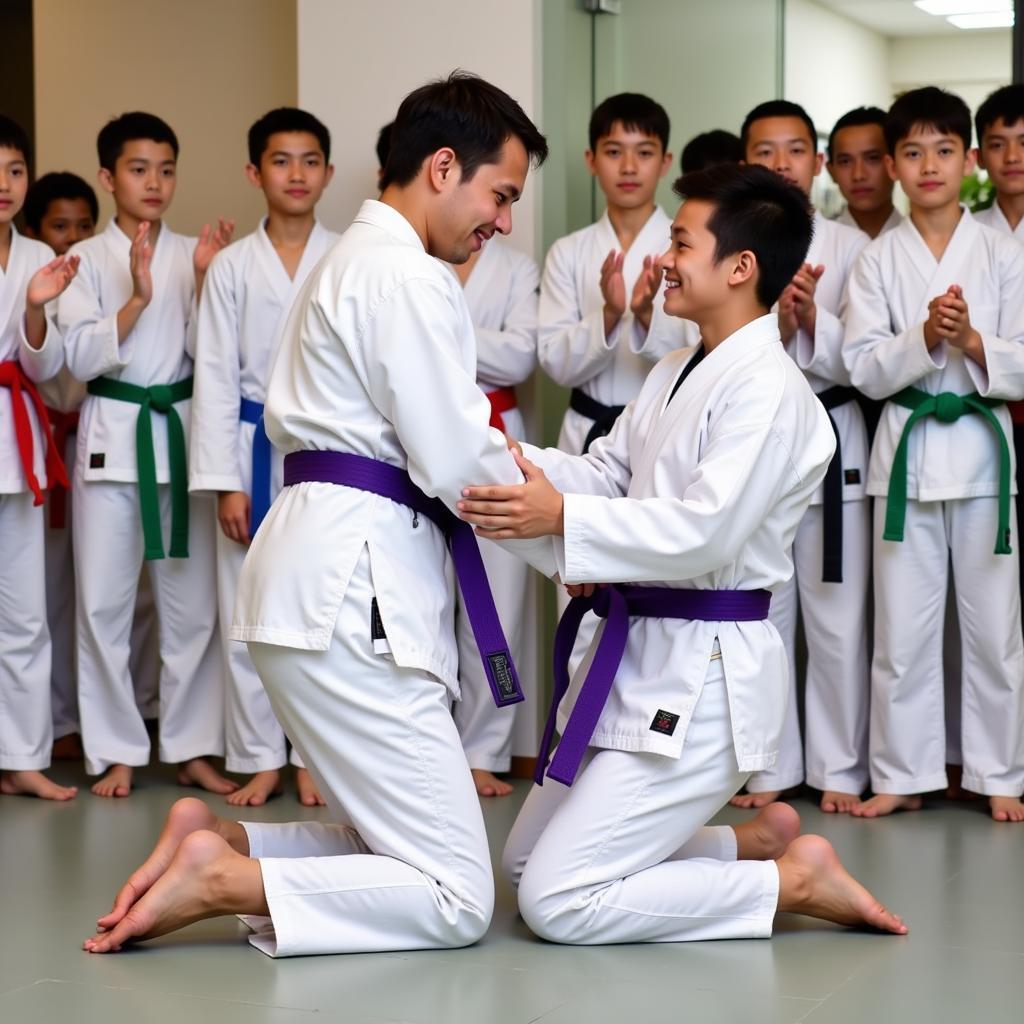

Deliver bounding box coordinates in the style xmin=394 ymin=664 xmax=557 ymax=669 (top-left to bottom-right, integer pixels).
xmin=650 ymin=709 xmax=680 ymax=736
xmin=487 ymin=652 xmax=518 ymax=700
xmin=844 ymin=469 xmax=861 ymax=485
xmin=89 ymin=452 xmax=105 ymax=468
xmin=370 ymin=598 xmax=387 ymax=641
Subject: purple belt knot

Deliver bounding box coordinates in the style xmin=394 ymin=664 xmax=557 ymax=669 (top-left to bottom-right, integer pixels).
xmin=536 ymin=584 xmax=772 ymax=788
xmin=283 ymin=449 xmax=523 ymax=709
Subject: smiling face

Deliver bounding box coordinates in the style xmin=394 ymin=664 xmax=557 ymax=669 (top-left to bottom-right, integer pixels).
xmin=978 ymin=117 xmax=1024 ymax=198
xmin=0 ymin=145 xmax=29 ymax=227
xmin=586 ymin=122 xmax=671 ymax=211
xmin=100 ymin=138 xmax=177 ymax=222
xmin=888 ymin=125 xmax=973 ymax=210
xmin=828 ymin=122 xmax=893 ymax=214
xmin=430 ymin=135 xmax=529 ymax=265
xmin=744 ymin=116 xmax=822 ymax=196
xmin=248 ymin=130 xmax=333 ymax=216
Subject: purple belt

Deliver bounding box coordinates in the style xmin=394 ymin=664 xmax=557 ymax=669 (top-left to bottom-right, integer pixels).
xmin=537 ymin=584 xmax=772 ymax=787
xmin=283 ymin=449 xmax=523 ymax=708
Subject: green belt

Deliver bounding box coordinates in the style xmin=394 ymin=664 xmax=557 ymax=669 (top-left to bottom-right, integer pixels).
xmin=86 ymin=375 xmax=194 ymax=559
xmin=885 ymin=386 xmax=1011 ymax=555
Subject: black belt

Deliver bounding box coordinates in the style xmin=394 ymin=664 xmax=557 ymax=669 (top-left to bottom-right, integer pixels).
xmin=817 ymin=386 xmax=857 ymax=583
xmin=569 ymin=388 xmax=625 ymax=454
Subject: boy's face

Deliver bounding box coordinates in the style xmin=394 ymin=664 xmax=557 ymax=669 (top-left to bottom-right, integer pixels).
xmin=827 ymin=123 xmax=893 ymax=214
xmin=586 ymin=122 xmax=671 ymax=211
xmin=431 ymin=135 xmax=528 ymax=265
xmin=247 ymin=131 xmax=333 ymax=215
xmin=659 ymin=197 xmax=745 ymax=322
xmin=978 ymin=117 xmax=1024 ymax=198
xmin=887 ymin=125 xmax=973 ymax=211
xmin=744 ymin=116 xmax=822 ymax=197
xmin=0 ymin=146 xmax=29 ymax=227
xmin=99 ymin=139 xmax=177 ymax=223
xmin=32 ymin=198 xmax=96 ymax=254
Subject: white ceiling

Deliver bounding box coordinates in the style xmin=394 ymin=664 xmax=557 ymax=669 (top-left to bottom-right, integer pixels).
xmin=812 ymin=0 xmax=1011 ymax=36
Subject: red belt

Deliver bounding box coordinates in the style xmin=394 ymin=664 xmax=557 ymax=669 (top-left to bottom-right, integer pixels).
xmin=46 ymin=406 xmax=79 ymax=528
xmin=0 ymin=361 xmax=67 ymax=506
xmin=486 ymin=386 xmax=518 ymax=433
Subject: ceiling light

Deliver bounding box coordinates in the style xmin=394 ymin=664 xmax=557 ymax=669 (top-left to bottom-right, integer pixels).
xmin=947 ymin=11 xmax=1014 ymax=25
xmin=915 ymin=0 xmax=1010 ymax=14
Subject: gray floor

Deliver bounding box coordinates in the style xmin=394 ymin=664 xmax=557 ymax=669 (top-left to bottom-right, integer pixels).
xmin=1 ymin=764 xmax=1022 ymax=1024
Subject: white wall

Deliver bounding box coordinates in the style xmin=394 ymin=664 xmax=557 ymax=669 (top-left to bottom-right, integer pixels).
xmin=297 ymin=0 xmax=543 ymax=260
xmin=889 ymin=30 xmax=1011 ymax=135
xmin=785 ymin=0 xmax=892 ymax=139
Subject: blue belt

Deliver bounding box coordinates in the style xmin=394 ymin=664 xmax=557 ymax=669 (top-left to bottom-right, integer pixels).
xmin=239 ymin=397 xmax=271 ymax=538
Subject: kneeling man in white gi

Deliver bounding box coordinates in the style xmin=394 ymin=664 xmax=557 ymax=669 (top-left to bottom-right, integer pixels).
xmin=458 ymin=165 xmax=908 ymax=943
xmin=83 ymin=73 xmax=557 ymax=956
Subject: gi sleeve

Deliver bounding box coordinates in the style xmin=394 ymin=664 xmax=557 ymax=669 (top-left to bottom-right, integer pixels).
xmin=474 ymin=251 xmax=540 ymax=387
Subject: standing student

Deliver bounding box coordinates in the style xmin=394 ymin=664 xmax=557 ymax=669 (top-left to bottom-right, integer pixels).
xmin=680 ymin=129 xmax=743 ymax=174
xmin=190 ymin=107 xmax=338 ymax=808
xmin=0 ymin=116 xmax=81 ymax=801
xmin=57 ymin=112 xmax=235 ymax=798
xmin=827 ymin=107 xmax=902 ymax=239
xmin=735 ymin=100 xmax=872 ymax=813
xmin=974 ymin=83 xmax=1024 ymax=620
xmin=458 ymin=163 xmax=906 ymax=945
xmin=844 ymin=86 xmax=1024 ymax=822
xmin=84 ymin=73 xmax=557 ymax=957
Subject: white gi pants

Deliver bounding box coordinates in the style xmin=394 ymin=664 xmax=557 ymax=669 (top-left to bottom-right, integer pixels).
xmin=0 ymin=492 xmax=53 ymax=771
xmin=44 ymin=454 xmax=77 ymax=739
xmin=242 ymin=548 xmax=493 ymax=957
xmin=502 ymin=657 xmax=779 ymax=944
xmin=130 ymin=567 xmax=161 ymax=720
xmin=73 ymin=469 xmax=224 ymax=776
xmin=216 ymin=520 xmax=301 ymax=773
xmin=452 ymin=533 xmax=529 ymax=772
xmin=871 ymin=496 xmax=1024 ymax=796
xmin=748 ymin=500 xmax=871 ymax=794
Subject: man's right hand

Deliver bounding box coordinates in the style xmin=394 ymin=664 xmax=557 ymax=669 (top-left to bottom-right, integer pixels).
xmin=218 ymin=491 xmax=251 ymax=545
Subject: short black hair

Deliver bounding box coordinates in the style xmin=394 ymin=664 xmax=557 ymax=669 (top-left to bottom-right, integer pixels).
xmin=975 ymin=84 xmax=1024 ymax=144
xmin=741 ymin=100 xmax=817 ymax=153
xmin=680 ymin=129 xmax=743 ymax=174
xmin=0 ymin=115 xmax=31 ymax=164
xmin=248 ymin=107 xmax=330 ymax=166
xmin=23 ymin=172 xmax=99 ymax=232
xmin=97 ymin=112 xmax=179 ymax=172
xmin=672 ymin=163 xmax=813 ymax=309
xmin=827 ymin=106 xmax=887 ymax=162
xmin=589 ymin=92 xmax=669 ymax=152
xmin=381 ymin=71 xmax=547 ymax=189
xmin=376 ymin=121 xmax=393 ymax=172
xmin=884 ymin=86 xmax=971 ymax=155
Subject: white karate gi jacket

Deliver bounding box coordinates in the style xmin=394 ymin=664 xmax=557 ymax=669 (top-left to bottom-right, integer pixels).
xmin=973 ymin=201 xmax=1024 ymax=242
xmin=843 ymin=207 xmax=1024 ymax=500
xmin=522 ymin=314 xmax=835 ymax=770
xmin=231 ymin=200 xmax=556 ymax=694
xmin=56 ymin=220 xmax=198 ymax=482
xmin=538 ymin=207 xmax=682 ymax=452
xmin=0 ymin=228 xmax=65 ymax=493
xmin=189 ymin=219 xmax=339 ymax=495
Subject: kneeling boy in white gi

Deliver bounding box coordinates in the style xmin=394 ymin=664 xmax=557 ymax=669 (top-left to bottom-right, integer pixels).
xmin=83 ymin=73 xmax=557 ymax=957
xmin=459 ymin=164 xmax=907 ymax=944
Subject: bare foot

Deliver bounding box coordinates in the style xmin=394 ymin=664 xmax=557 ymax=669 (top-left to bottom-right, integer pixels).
xmin=471 ymin=768 xmax=514 ymax=798
xmin=94 ymin=797 xmax=223 ymax=933
xmin=177 ymin=758 xmax=238 ymax=795
xmin=226 ymin=770 xmax=282 ymax=807
xmin=52 ymin=734 xmax=84 ymax=760
xmin=92 ymin=764 xmax=133 ymax=798
xmin=820 ymin=790 xmax=862 ymax=814
xmin=295 ymin=767 xmax=326 ymax=806
xmin=851 ymin=794 xmax=923 ymax=818
xmin=730 ymin=788 xmax=781 ymax=809
xmin=777 ymin=834 xmax=907 ymax=934
xmin=989 ymin=796 xmax=1024 ymax=823
xmin=1 ymin=769 xmax=78 ymax=801
xmin=734 ymin=802 xmax=801 ymax=860
xmin=84 ymin=829 xmax=267 ymax=953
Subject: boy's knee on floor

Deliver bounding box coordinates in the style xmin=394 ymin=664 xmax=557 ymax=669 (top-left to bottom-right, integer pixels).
xmin=516 ymin=864 xmax=585 ymax=945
